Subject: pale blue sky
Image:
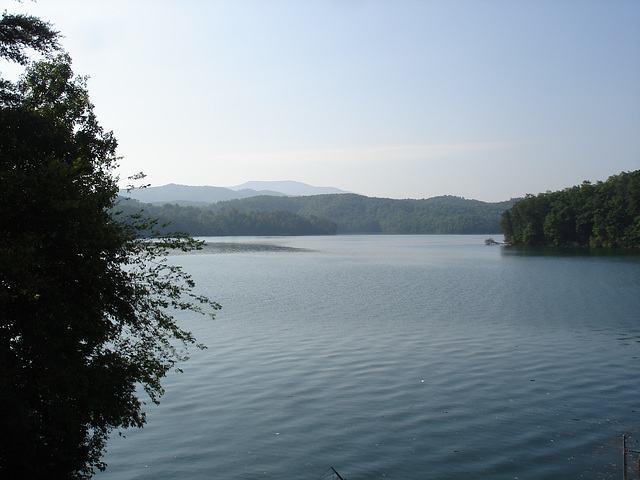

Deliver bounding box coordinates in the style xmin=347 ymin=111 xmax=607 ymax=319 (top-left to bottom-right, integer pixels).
xmin=3 ymin=0 xmax=639 ymax=201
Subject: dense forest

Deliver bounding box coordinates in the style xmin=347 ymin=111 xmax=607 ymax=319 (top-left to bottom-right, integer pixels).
xmin=115 ymin=199 xmax=337 ymax=236
xmin=118 ymin=194 xmax=517 ymax=235
xmin=210 ymin=194 xmax=517 ymax=234
xmin=500 ymin=170 xmax=640 ymax=248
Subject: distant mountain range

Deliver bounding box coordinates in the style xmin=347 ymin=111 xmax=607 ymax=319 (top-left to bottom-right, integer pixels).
xmin=117 ymin=181 xmax=519 ymax=235
xmin=229 ymin=181 xmax=348 ymax=196
xmin=119 ymin=181 xmax=349 ymax=205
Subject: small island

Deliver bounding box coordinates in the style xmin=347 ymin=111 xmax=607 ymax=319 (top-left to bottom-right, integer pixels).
xmin=484 ymin=237 xmax=502 ymax=245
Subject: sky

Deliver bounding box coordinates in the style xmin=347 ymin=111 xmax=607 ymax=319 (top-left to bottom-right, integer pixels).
xmin=2 ymin=0 xmax=639 ymax=202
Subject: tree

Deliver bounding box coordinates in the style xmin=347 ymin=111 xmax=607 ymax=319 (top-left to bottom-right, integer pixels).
xmin=0 ymin=12 xmax=60 ymax=65
xmin=0 ymin=11 xmax=60 ymax=104
xmin=0 ymin=14 xmax=219 ymax=479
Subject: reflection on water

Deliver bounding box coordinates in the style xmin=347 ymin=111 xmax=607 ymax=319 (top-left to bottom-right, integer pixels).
xmin=501 ymin=245 xmax=640 ymax=258
xmin=168 ymin=236 xmax=316 ymax=254
xmin=98 ymin=235 xmax=640 ymax=480
xmin=188 ymin=242 xmax=312 ymax=254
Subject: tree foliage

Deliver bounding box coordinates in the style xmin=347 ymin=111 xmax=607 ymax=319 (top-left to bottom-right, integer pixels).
xmin=0 ymin=12 xmax=60 ymax=65
xmin=0 ymin=14 xmax=218 ymax=479
xmin=500 ymin=171 xmax=640 ymax=248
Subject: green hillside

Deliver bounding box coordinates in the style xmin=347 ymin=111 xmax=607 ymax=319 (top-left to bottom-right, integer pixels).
xmin=208 ymin=194 xmax=516 ymax=234
xmin=117 ymin=194 xmax=517 ymax=236
xmin=501 ymin=170 xmax=640 ymax=247
xmin=114 ymin=199 xmax=337 ymax=236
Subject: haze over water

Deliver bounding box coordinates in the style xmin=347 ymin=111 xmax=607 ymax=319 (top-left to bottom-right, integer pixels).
xmin=97 ymin=235 xmax=640 ymax=479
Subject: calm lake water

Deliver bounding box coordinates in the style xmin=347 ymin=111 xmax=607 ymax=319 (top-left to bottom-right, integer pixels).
xmin=96 ymin=235 xmax=640 ymax=480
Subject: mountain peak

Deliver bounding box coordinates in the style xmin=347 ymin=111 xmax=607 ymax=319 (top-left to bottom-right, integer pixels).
xmin=229 ymin=181 xmax=348 ymax=196
xmin=119 ymin=181 xmax=349 ymax=206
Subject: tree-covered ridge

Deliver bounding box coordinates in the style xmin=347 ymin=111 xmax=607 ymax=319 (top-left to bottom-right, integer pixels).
xmin=116 ymin=199 xmax=337 ymax=236
xmin=500 ymin=170 xmax=640 ymax=247
xmin=207 ymin=194 xmax=517 ymax=234
xmin=120 ymin=194 xmax=516 ymax=235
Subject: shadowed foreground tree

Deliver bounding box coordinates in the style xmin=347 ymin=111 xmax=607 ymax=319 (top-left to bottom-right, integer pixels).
xmin=0 ymin=13 xmax=219 ymax=478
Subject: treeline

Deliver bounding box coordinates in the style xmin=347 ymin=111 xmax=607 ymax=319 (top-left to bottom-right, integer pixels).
xmin=500 ymin=170 xmax=640 ymax=247
xmin=117 ymin=194 xmax=515 ymax=235
xmin=115 ymin=200 xmax=337 ymax=236
xmin=208 ymin=194 xmax=517 ymax=234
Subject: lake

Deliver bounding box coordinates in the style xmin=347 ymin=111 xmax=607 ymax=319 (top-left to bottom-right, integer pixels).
xmin=95 ymin=235 xmax=640 ymax=479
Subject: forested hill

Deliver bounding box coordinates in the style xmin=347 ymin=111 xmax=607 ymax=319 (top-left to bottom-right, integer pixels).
xmin=115 ymin=199 xmax=337 ymax=236
xmin=500 ymin=170 xmax=640 ymax=248
xmin=210 ymin=194 xmax=516 ymax=234
xmin=117 ymin=194 xmax=518 ymax=235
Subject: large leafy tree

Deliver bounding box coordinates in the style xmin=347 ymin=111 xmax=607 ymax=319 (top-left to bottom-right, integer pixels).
xmin=0 ymin=12 xmax=219 ymax=478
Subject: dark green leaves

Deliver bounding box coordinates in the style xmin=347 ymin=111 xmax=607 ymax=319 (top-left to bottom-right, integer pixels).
xmin=0 ymin=13 xmax=60 ymax=65
xmin=500 ymin=171 xmax=640 ymax=248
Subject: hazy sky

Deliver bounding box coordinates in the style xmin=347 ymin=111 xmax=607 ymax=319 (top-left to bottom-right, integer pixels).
xmin=3 ymin=0 xmax=639 ymax=201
